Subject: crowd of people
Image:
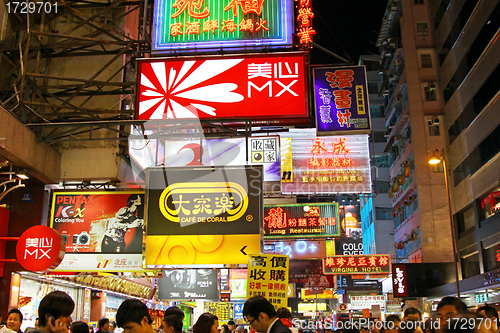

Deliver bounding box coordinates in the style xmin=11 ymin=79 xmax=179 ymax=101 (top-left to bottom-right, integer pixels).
xmin=1 ymin=293 xmax=499 ymax=333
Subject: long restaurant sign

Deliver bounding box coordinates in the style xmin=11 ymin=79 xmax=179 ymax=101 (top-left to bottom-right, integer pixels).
xmin=152 ymin=0 xmax=293 ymax=51
xmin=136 ymin=53 xmax=309 ymax=124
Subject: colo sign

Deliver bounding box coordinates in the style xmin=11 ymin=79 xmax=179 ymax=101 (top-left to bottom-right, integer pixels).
xmin=152 ymin=0 xmax=293 ymax=52
xmin=50 ymin=191 xmax=146 ymax=272
xmin=280 ymin=134 xmax=372 ymax=194
xmin=136 ymin=53 xmax=308 ymax=124
xmin=313 ymin=66 xmax=371 ymax=134
xmin=263 ymin=203 xmax=339 ymax=238
xmin=323 ymin=255 xmax=391 ymax=274
xmin=146 ymin=166 xmax=263 ymax=266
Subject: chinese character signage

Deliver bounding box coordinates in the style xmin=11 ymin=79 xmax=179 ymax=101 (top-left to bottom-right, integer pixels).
xmin=247 ymin=254 xmax=289 ymax=309
xmin=264 ymin=203 xmax=339 ymax=238
xmin=145 ymin=166 xmax=262 ymax=266
xmin=16 ymin=226 xmax=65 ymax=272
xmin=313 ymin=66 xmax=371 ymax=134
xmin=264 ymin=240 xmax=326 ymax=259
xmin=206 ymin=302 xmax=232 ymax=320
xmin=280 ymin=134 xmax=372 ymax=194
xmin=136 ymin=53 xmax=309 ymax=124
xmin=158 ymin=268 xmax=219 ymax=300
xmin=50 ymin=191 xmax=146 ymax=272
xmin=289 ymin=259 xmax=336 ymax=288
xmin=392 ymin=264 xmax=408 ymax=297
xmin=152 ymin=0 xmax=293 ymax=52
xmin=295 ymin=0 xmax=315 ymax=49
xmin=350 ymin=295 xmax=386 ymax=310
xmin=323 ymin=254 xmax=391 ymax=274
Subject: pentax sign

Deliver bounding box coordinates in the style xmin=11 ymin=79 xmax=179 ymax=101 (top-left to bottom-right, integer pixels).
xmin=136 ymin=53 xmax=309 ymax=124
xmin=313 ymin=66 xmax=371 ymax=134
xmin=152 ymin=0 xmax=293 ymax=52
xmin=323 ymin=254 xmax=391 ymax=274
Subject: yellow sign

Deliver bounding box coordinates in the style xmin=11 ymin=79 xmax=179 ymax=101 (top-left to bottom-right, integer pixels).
xmin=146 ymin=235 xmax=261 ymax=265
xmin=356 ymin=85 xmax=366 ymax=115
xmin=247 ymin=254 xmax=289 ymax=309
xmin=281 ymin=138 xmax=293 ymax=182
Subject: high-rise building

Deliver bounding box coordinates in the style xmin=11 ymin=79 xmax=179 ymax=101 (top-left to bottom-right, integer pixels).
xmin=377 ymin=0 xmax=500 ymax=294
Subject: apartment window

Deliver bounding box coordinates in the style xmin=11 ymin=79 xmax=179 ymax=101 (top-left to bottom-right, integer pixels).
xmin=368 ymin=82 xmax=379 ymax=94
xmin=375 ymin=181 xmax=390 ymax=193
xmin=461 ymin=252 xmax=480 ymax=278
xmin=372 ymin=131 xmax=386 ymax=143
xmin=478 ymin=186 xmax=500 ymax=223
xmin=374 ymin=155 xmax=389 ymax=168
xmin=455 ymin=205 xmax=476 ymax=235
xmin=416 ymin=22 xmax=429 ymax=36
xmin=376 ymin=207 xmax=392 ymax=220
xmin=427 ymin=117 xmax=440 ymax=135
xmin=421 ymin=54 xmax=432 ymax=68
xmin=424 ymin=83 xmax=437 ymax=101
xmin=483 ymin=243 xmax=500 ymax=272
xmin=370 ymin=105 xmax=384 ymax=118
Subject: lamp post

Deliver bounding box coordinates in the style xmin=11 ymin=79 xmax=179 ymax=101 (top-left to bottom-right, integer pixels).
xmin=428 ymin=149 xmax=460 ymax=297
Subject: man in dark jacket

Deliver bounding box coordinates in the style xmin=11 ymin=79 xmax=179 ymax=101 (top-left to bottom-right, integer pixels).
xmin=25 ymin=291 xmax=75 ymax=333
xmin=243 ymin=296 xmax=291 ymax=333
xmin=96 ymin=319 xmax=109 ymax=333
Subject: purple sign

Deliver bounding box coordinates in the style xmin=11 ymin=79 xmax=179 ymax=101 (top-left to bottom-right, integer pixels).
xmin=313 ymin=66 xmax=371 ymax=134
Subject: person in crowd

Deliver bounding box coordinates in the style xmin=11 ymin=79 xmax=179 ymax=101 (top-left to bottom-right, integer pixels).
xmin=398 ymin=320 xmax=424 ymax=333
xmin=6 ymin=309 xmax=23 ymax=333
xmin=235 ymin=327 xmax=244 ymax=333
xmin=423 ymin=315 xmax=439 ymax=333
xmin=71 ymin=322 xmax=90 ymax=333
xmin=109 ymin=322 xmax=116 ymax=333
xmin=89 ymin=326 xmax=94 ymax=333
xmin=116 ymin=299 xmax=156 ymax=333
xmin=96 ymin=319 xmax=110 ymax=333
xmin=476 ymin=305 xmax=499 ymax=333
xmin=379 ymin=314 xmax=401 ymax=333
xmin=404 ymin=308 xmax=423 ymax=321
xmin=164 ymin=307 xmax=185 ymax=321
xmin=444 ymin=311 xmax=491 ymax=333
xmin=360 ymin=327 xmax=369 ymax=333
xmin=277 ymin=308 xmax=297 ymax=333
xmin=220 ymin=325 xmax=229 ymax=333
xmin=227 ymin=322 xmax=235 ymax=333
xmin=243 ymin=296 xmax=292 ymax=333
xmin=437 ymin=296 xmax=468 ymax=332
xmin=25 ymin=291 xmax=75 ymax=333
xmin=193 ymin=313 xmax=218 ymax=333
xmin=163 ymin=315 xmax=183 ymax=333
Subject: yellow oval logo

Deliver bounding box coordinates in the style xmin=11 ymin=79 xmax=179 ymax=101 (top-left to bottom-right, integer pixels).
xmin=159 ymin=182 xmax=249 ymax=222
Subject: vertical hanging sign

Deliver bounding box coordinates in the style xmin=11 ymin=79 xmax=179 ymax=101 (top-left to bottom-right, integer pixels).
xmin=295 ymin=0 xmax=315 ymax=49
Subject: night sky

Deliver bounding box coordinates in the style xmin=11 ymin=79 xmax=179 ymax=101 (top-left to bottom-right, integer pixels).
xmin=309 ymin=0 xmax=388 ymax=65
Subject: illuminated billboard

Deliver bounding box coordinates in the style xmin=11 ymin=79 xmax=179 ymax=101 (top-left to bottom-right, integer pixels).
xmin=152 ymin=0 xmax=293 ymax=52
xmin=145 ymin=166 xmax=262 ymax=266
xmin=313 ymin=66 xmax=371 ymax=134
xmin=263 ymin=203 xmax=340 ymax=238
xmin=136 ymin=53 xmax=309 ymax=124
xmin=323 ymin=254 xmax=392 ymax=274
xmin=280 ymin=134 xmax=372 ymax=194
xmin=50 ymin=191 xmax=146 ymax=272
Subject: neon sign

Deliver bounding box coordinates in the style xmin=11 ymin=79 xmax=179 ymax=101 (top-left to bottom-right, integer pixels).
xmin=295 ymin=0 xmax=315 ymax=49
xmin=153 ymin=0 xmax=293 ymax=52
xmin=264 ymin=240 xmax=326 ymax=259
xmin=323 ymin=254 xmax=391 ymax=274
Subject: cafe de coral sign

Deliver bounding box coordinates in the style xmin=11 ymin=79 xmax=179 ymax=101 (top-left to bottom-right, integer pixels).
xmin=153 ymin=0 xmax=293 ymax=52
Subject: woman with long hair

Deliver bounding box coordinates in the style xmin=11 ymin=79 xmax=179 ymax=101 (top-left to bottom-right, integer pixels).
xmin=193 ymin=313 xmax=219 ymax=333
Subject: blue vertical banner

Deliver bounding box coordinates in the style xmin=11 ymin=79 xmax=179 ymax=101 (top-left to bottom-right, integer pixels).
xmin=313 ymin=66 xmax=371 ymax=134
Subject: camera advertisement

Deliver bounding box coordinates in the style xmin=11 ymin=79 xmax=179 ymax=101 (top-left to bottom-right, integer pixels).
xmin=158 ymin=269 xmax=218 ymax=300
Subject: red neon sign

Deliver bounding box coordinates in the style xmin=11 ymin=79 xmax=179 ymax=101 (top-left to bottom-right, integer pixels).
xmin=323 ymin=255 xmax=391 ymax=274
xmin=295 ymin=0 xmax=315 ymax=49
xmin=136 ymin=53 xmax=309 ymax=124
xmin=308 ymin=137 xmax=353 ymax=168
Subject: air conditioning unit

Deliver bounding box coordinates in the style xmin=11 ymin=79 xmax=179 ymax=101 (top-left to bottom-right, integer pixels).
xmin=396 ymin=96 xmax=402 ymax=102
xmin=427 ymin=118 xmax=440 ymax=126
xmin=409 ymin=232 xmax=418 ymax=241
xmin=396 ymin=59 xmax=402 ymax=65
xmin=396 ymin=242 xmax=405 ymax=249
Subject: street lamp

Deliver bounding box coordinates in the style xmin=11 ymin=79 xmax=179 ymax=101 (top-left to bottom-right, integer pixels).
xmin=428 ymin=148 xmax=460 ymax=297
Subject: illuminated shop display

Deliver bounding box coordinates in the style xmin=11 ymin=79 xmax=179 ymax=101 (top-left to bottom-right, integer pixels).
xmin=152 ymin=0 xmax=293 ymax=51
xmin=136 ymin=53 xmax=308 ymax=123
xmin=323 ymin=254 xmax=391 ymax=274
xmin=313 ymin=66 xmax=371 ymax=134
xmin=263 ymin=203 xmax=340 ymax=238
xmin=145 ymin=166 xmax=262 ymax=266
xmin=280 ymin=134 xmax=372 ymax=194
xmin=264 ymin=240 xmax=326 ymax=259
xmin=295 ymin=0 xmax=315 ymax=49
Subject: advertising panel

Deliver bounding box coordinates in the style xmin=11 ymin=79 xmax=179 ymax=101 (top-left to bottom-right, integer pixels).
xmin=289 ymin=259 xmax=336 ymax=288
xmin=313 ymin=66 xmax=371 ymax=134
xmin=247 ymin=254 xmax=289 ymax=309
xmin=323 ymin=255 xmax=391 ymax=274
xmin=280 ymin=134 xmax=372 ymax=194
xmin=145 ymin=166 xmax=262 ymax=266
xmin=136 ymin=53 xmax=308 ymax=124
xmin=263 ymin=203 xmax=340 ymax=238
xmin=206 ymin=302 xmax=233 ymax=321
xmin=264 ymin=240 xmax=326 ymax=259
xmin=335 ymin=205 xmax=363 ymax=257
xmin=158 ymin=268 xmax=218 ymax=300
xmin=162 ymin=137 xmax=280 ymax=182
xmin=392 ymin=264 xmax=408 ymax=297
xmin=50 ymin=191 xmax=145 ymax=272
xmin=350 ymin=295 xmax=386 ymax=310
xmin=152 ymin=0 xmax=293 ymax=52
